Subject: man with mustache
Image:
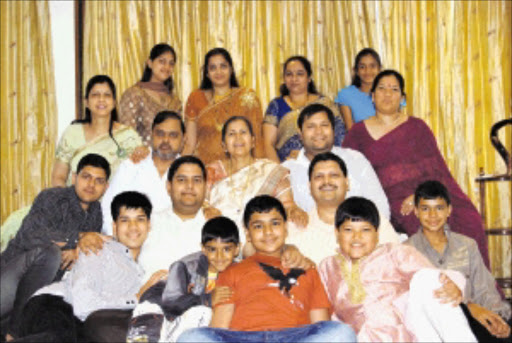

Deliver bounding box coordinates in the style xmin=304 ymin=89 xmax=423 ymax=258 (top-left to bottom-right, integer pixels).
xmin=286 ymin=152 xmax=400 ymax=264
xmin=282 ymin=103 xmax=390 ymax=219
xmin=101 ymin=111 xmax=185 ymax=234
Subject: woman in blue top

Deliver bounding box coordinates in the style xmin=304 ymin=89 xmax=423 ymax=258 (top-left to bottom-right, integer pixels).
xmin=263 ymin=56 xmax=346 ymax=162
xmin=335 ymin=48 xmax=382 ymax=130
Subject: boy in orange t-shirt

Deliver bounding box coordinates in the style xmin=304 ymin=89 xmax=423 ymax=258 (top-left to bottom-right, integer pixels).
xmin=177 ymin=195 xmax=356 ymax=343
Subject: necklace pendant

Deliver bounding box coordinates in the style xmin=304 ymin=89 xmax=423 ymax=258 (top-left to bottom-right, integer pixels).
xmin=117 ymin=148 xmax=127 ymax=158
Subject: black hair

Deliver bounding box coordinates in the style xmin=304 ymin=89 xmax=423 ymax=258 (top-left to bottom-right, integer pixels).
xmin=199 ymin=48 xmax=239 ymax=90
xmin=167 ymin=155 xmax=206 ymax=182
xmin=308 ymin=152 xmax=347 ymax=180
xmin=76 ymin=153 xmax=111 ymax=180
xmin=335 ymin=197 xmax=380 ymax=230
xmin=201 ymin=216 xmax=240 ymax=245
xmin=111 ymin=191 xmax=152 ymax=222
xmin=279 ymin=55 xmax=319 ymax=96
xmin=74 ymin=75 xmax=121 ymax=152
xmin=297 ymin=103 xmax=335 ymax=131
xmin=243 ymin=195 xmax=287 ymax=228
xmin=151 ymin=111 xmax=185 ymax=133
xmin=351 ymin=48 xmax=382 ymax=88
xmin=371 ymin=69 xmax=406 ymax=97
xmin=140 ymin=43 xmax=176 ymax=93
xmin=414 ymin=180 xmax=451 ymax=206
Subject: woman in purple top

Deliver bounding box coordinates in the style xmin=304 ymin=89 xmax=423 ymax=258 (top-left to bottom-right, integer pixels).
xmin=342 ymin=69 xmax=489 ymax=267
xmin=335 ymin=48 xmax=382 ymax=130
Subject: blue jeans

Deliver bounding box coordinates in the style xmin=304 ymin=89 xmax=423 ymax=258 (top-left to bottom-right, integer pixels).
xmin=177 ymin=320 xmax=356 ymax=343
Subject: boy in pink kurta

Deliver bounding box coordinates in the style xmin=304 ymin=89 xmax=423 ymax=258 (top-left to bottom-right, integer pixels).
xmin=318 ymin=197 xmax=476 ymax=342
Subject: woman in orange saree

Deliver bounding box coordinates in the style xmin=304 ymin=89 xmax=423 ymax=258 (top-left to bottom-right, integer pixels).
xmin=183 ymin=48 xmax=264 ymax=165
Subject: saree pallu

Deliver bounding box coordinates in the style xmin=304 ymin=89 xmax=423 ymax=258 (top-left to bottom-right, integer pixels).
xmin=119 ymin=83 xmax=182 ymax=145
xmin=55 ymin=123 xmax=142 ymax=184
xmin=207 ymin=159 xmax=290 ymax=225
xmin=263 ymin=96 xmax=346 ymax=161
xmin=342 ymin=117 xmax=489 ymax=267
xmin=184 ymin=87 xmax=264 ymax=165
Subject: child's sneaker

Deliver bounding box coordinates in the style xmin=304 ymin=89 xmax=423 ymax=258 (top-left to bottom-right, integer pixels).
xmin=163 ymin=306 xmax=212 ymax=342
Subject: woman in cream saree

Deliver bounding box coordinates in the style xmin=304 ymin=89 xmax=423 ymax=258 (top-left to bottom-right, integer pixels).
xmin=206 ymin=116 xmax=307 ymax=228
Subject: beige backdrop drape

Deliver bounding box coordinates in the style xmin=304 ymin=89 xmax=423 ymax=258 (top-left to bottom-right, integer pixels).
xmin=0 ymin=2 xmax=56 ymax=223
xmin=82 ymin=0 xmax=511 ymax=279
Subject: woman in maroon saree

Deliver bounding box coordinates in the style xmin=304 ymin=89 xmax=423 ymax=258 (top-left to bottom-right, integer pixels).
xmin=343 ymin=70 xmax=489 ymax=266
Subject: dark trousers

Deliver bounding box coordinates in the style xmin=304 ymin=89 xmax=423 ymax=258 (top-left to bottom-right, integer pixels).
xmin=83 ymin=309 xmax=133 ymax=343
xmin=461 ymin=303 xmax=512 ymax=343
xmin=0 ymin=245 xmax=61 ymax=337
xmin=12 ymin=294 xmax=84 ymax=343
xmin=13 ymin=294 xmax=133 ymax=343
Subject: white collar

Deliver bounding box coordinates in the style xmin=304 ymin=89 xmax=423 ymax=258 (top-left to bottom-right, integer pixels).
xmin=169 ymin=206 xmax=205 ymax=224
xmin=297 ymin=146 xmax=339 ymax=165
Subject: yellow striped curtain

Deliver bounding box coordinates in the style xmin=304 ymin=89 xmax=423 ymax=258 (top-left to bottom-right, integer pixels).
xmin=0 ymin=1 xmax=56 ymax=223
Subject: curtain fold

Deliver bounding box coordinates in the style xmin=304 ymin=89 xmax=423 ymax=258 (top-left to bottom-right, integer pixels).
xmin=86 ymin=0 xmax=512 ymax=282
xmin=0 ymin=1 xmax=56 ymax=224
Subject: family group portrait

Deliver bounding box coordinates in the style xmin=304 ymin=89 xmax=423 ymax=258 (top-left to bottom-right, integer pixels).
xmin=0 ymin=1 xmax=511 ymax=342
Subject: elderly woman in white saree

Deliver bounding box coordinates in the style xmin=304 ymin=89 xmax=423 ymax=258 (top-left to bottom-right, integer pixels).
xmin=206 ymin=116 xmax=307 ymax=228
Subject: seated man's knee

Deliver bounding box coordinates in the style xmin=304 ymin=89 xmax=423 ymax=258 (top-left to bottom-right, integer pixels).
xmin=19 ymin=295 xmax=78 ymax=341
xmin=314 ymin=321 xmax=357 ymax=342
xmin=409 ymin=268 xmax=440 ymax=295
xmin=32 ymin=245 xmax=62 ymax=272
xmin=177 ymin=327 xmax=216 ymax=343
xmin=83 ymin=309 xmax=132 ymax=342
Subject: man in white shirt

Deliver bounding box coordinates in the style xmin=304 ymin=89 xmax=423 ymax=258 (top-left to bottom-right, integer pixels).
xmin=137 ymin=156 xmax=236 ymax=282
xmin=286 ymin=152 xmax=400 ymax=265
xmin=137 ymin=155 xmax=303 ymax=283
xmin=282 ymin=103 xmax=390 ymax=218
xmin=101 ymin=111 xmax=185 ymax=234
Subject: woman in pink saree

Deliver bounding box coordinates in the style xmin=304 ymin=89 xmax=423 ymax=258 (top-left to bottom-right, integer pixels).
xmin=342 ymin=70 xmax=489 ymax=266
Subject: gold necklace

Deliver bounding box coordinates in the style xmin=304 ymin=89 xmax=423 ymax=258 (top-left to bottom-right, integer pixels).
xmin=212 ymin=88 xmax=232 ymax=104
xmin=287 ymin=93 xmax=310 ymax=109
xmin=335 ymin=254 xmax=366 ymax=304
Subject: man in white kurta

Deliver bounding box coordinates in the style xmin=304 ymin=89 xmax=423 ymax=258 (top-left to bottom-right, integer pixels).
xmin=138 ymin=205 xmax=207 ymax=283
xmin=137 ymin=156 xmax=208 ymax=282
xmin=286 ymin=152 xmax=400 ymax=265
xmin=101 ymin=111 xmax=185 ymax=234
xmin=282 ymin=104 xmax=390 ymax=218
